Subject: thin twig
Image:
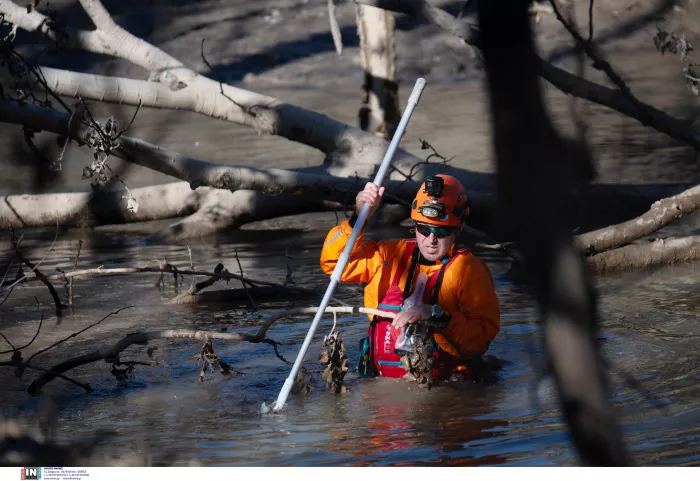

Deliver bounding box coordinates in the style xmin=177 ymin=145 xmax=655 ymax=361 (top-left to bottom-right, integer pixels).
xmin=0 ymin=360 xmax=92 ymax=392
xmin=548 ymin=0 xmax=638 ymax=103
xmin=67 ymin=239 xmax=82 ymax=307
xmin=588 ymin=0 xmax=594 ymax=43
xmin=0 ymin=332 xmax=16 ymax=351
xmin=10 ymin=50 xmax=73 ymax=114
xmin=185 ymin=243 xmax=195 ymax=290
xmin=0 ymin=233 xmax=23 ymax=288
xmin=26 ymin=306 xmax=132 ymax=365
xmin=265 ymin=339 xmax=294 ymax=366
xmin=4 ymin=265 xmax=350 ymax=306
xmin=234 ymin=248 xmax=256 ymax=310
xmin=200 ymin=38 xmax=250 ymax=114
xmin=78 ymin=96 xmax=111 ymax=145
xmin=169 ymin=264 xmax=224 ymax=303
xmin=1 ymin=223 xmax=59 ymax=293
xmin=15 ymin=250 xmax=63 ymax=316
xmin=0 ymin=312 xmax=44 ymax=355
xmin=0 ymin=232 xmax=24 ymax=307
xmin=114 ymin=99 xmax=142 ymax=140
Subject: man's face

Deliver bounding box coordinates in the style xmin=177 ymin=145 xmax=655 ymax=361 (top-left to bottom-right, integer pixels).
xmin=414 ymin=223 xmax=457 ymax=262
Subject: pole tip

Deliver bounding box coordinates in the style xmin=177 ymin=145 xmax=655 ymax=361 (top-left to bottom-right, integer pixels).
xmin=409 ymin=78 xmax=427 ymax=104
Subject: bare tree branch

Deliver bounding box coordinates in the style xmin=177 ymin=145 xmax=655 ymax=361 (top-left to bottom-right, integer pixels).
xmin=0 ymin=313 xmax=44 ymax=355
xmin=0 ymin=99 xmax=424 ymax=202
xmin=14 ymin=249 xmax=63 ymax=316
xmin=328 ymin=0 xmax=343 ymax=55
xmin=26 ymin=307 xmax=132 ymax=365
xmin=355 ymin=0 xmax=700 ymax=153
xmin=4 ymin=265 xmax=348 ymax=305
xmin=0 ymin=360 xmax=93 ymax=391
xmin=548 ymin=0 xmax=638 ymax=102
xmin=0 ymin=0 xmax=423 ymax=175
xmin=26 ymin=325 xmax=305 ymax=394
xmin=588 ymin=0 xmax=595 ymax=43
xmin=67 ymin=240 xmax=82 ymax=307
xmin=587 ymin=235 xmax=700 ymax=274
xmin=577 ymin=185 xmax=700 ymax=255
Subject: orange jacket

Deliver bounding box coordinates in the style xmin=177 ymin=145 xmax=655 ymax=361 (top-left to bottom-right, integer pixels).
xmin=320 ymin=219 xmax=500 ymax=358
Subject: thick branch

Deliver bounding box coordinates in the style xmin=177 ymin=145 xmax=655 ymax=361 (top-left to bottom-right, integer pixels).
xmin=0 ymin=0 xmax=185 ymax=78
xmin=0 ymin=0 xmax=428 ymax=177
xmin=0 ymin=181 xmax=205 ymax=228
xmin=587 ymin=236 xmax=700 ymax=274
xmin=3 ymin=265 xmax=331 ymax=299
xmin=0 ymin=99 xmax=424 ymax=201
xmin=577 ymin=185 xmax=700 ymax=254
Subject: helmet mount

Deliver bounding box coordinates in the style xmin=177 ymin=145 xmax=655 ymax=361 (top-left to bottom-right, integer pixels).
xmin=411 ymin=174 xmax=470 ymax=227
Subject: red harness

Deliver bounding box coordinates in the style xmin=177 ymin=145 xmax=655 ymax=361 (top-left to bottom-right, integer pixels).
xmin=367 ymin=240 xmax=469 ymax=379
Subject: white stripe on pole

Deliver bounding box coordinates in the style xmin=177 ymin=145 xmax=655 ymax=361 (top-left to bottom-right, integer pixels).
xmin=269 ymin=78 xmax=427 ymax=413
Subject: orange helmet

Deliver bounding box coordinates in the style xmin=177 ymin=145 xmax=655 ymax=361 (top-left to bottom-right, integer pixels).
xmin=410 ymin=174 xmax=470 ymax=227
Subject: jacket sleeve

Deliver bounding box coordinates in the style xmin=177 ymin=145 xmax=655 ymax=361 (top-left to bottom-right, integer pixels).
xmin=442 ymin=256 xmax=501 ymax=355
xmin=319 ymin=219 xmax=386 ymax=284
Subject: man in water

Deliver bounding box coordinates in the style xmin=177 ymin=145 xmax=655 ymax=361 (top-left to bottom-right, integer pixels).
xmin=320 ymin=175 xmax=500 ymax=382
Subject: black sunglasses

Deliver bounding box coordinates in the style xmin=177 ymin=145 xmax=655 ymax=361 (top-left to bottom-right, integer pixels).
xmin=414 ymin=223 xmax=456 ymax=239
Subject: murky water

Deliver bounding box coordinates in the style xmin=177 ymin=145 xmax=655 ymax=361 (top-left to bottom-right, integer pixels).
xmin=1 ymin=1 xmax=700 ymax=464
xmin=1 ymin=220 xmax=699 ymax=466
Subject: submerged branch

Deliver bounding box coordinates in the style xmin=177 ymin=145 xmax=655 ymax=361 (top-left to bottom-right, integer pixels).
xmin=28 ymin=328 xmax=267 ymax=394
xmin=26 ymin=305 xmax=390 ymax=394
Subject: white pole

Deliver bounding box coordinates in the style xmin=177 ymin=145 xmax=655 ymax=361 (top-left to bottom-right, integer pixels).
xmin=270 ymin=78 xmax=427 ymax=413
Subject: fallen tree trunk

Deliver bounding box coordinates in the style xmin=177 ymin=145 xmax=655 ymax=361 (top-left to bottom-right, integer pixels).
xmin=0 ymin=100 xmax=433 ymax=199
xmin=145 ymin=190 xmax=341 ymax=242
xmin=577 ymin=184 xmax=700 ymax=255
xmin=0 ymin=182 xmax=204 ymax=228
xmin=0 ymin=180 xmax=339 ymax=233
xmin=587 ymin=236 xmax=700 ymax=274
